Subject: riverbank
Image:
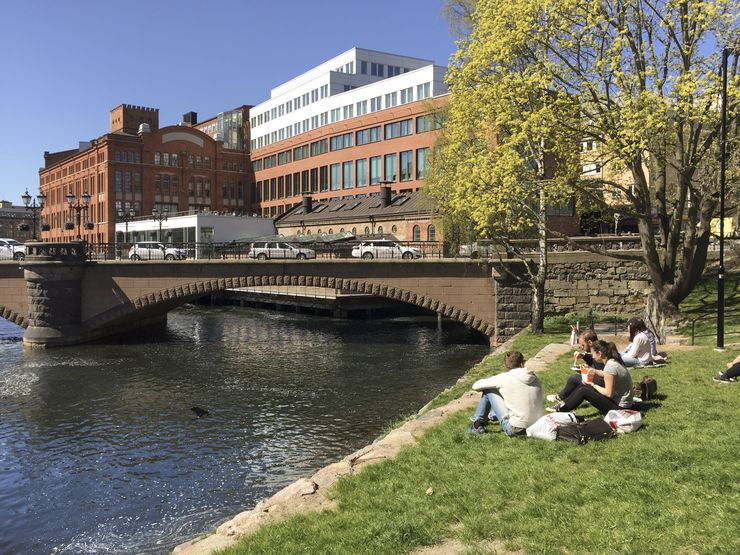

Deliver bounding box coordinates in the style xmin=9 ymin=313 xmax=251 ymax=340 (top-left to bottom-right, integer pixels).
xmin=173 ymin=324 xmax=739 ymax=554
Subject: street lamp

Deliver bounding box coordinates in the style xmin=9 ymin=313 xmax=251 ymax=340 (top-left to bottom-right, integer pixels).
xmin=65 ymin=191 xmax=92 ymax=240
xmin=152 ymin=207 xmax=168 ymax=241
xmin=21 ymin=189 xmax=47 ymax=240
xmin=717 ymin=46 xmax=738 ymax=350
xmin=117 ymin=207 xmax=136 ymax=243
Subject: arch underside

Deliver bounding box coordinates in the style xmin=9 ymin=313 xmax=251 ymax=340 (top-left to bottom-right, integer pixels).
xmin=0 ymin=306 xmax=28 ymax=328
xmin=85 ymin=275 xmax=496 ymax=338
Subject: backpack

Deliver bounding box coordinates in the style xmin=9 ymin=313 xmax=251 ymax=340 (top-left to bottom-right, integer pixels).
xmin=556 ymin=418 xmax=615 ymax=445
xmin=633 ymin=375 xmax=657 ymax=401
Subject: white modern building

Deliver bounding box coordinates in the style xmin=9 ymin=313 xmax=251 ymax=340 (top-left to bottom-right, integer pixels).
xmin=249 ymin=47 xmax=448 ymax=151
xmin=115 ymin=213 xmax=275 ymax=244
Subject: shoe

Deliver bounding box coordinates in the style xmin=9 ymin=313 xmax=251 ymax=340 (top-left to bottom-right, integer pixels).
xmin=467 ymin=423 xmax=487 ymax=433
xmin=546 ymin=394 xmax=560 ymax=403
xmin=713 ymin=373 xmax=736 ymax=383
xmin=545 ymin=404 xmax=561 ymax=413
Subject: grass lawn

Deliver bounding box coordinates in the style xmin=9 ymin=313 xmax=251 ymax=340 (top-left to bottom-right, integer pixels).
xmin=215 ymin=276 xmax=740 ymax=555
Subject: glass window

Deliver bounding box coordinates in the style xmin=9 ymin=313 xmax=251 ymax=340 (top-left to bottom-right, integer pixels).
xmin=356 ymin=100 xmax=367 ymax=116
xmin=163 ymin=153 xmax=170 ymax=166
xmin=310 ymin=139 xmax=328 ymax=156
xmin=342 ymin=161 xmax=353 ymax=189
xmin=416 ymin=82 xmax=431 ymax=100
xmin=356 ymin=126 xmax=381 ymax=145
xmin=370 ymin=96 xmax=382 ymax=112
xmin=330 ymin=132 xmax=353 ymax=151
xmin=356 ymin=158 xmax=367 ymax=187
xmin=400 ymin=151 xmax=413 ymax=181
xmin=154 ymin=152 xmax=161 ymax=165
xmin=400 ymin=87 xmax=413 ymax=104
xmin=427 ymin=224 xmax=436 ymax=241
xmin=370 ymin=156 xmax=381 ymax=185
xmin=115 ymin=171 xmax=122 ymax=193
xmin=320 ymin=166 xmax=328 ymax=192
xmin=413 ymin=225 xmax=421 ymax=241
xmin=416 ymin=148 xmax=430 ymax=179
xmin=385 ymin=92 xmax=397 ymax=108
xmin=384 ymin=153 xmax=397 ymax=182
xmin=330 ymin=163 xmax=341 ymax=191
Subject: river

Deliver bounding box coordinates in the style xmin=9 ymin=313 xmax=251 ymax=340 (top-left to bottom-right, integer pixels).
xmin=0 ymin=306 xmax=488 ymax=554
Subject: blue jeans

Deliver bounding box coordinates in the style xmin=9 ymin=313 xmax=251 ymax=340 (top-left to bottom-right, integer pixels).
xmin=620 ymin=353 xmax=641 ymax=367
xmin=471 ymin=390 xmax=519 ymax=436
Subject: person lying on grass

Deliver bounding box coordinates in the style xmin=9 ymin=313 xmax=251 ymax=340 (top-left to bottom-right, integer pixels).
xmin=550 ymin=340 xmax=634 ymax=415
xmin=468 ymin=350 xmax=543 ymax=436
xmin=714 ymin=353 xmax=740 ymax=383
xmin=547 ymin=329 xmax=606 ymax=406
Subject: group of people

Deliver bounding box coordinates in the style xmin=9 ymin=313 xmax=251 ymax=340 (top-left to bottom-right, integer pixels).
xmin=468 ymin=318 xmax=737 ymax=435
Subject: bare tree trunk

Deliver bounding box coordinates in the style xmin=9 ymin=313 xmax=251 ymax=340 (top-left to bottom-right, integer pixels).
xmin=531 ymin=186 xmax=548 ymax=333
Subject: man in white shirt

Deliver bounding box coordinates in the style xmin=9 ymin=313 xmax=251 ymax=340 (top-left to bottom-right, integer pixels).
xmin=468 ymin=351 xmax=544 ymax=436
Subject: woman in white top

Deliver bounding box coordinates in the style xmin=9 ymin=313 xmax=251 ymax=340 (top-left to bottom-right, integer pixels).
xmin=621 ymin=317 xmax=653 ymax=367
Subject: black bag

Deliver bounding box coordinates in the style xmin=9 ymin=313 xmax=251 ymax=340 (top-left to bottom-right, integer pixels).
xmin=556 ymin=418 xmax=615 ymax=445
xmin=633 ymin=375 xmax=658 ymax=401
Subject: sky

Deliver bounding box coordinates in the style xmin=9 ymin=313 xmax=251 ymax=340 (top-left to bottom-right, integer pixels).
xmin=0 ymin=0 xmax=458 ymax=204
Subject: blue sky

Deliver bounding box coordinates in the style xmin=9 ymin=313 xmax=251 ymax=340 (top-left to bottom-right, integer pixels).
xmin=0 ymin=0 xmax=457 ymax=204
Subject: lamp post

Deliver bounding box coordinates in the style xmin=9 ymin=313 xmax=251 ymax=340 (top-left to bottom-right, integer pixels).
xmin=21 ymin=189 xmax=46 ymax=240
xmin=116 ymin=207 xmax=136 ymax=258
xmin=717 ymin=46 xmax=737 ymax=350
xmin=152 ymin=207 xmax=168 ymax=241
xmin=65 ymin=191 xmax=92 ymax=240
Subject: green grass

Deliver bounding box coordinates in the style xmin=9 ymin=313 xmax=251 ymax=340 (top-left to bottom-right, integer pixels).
xmin=678 ymin=272 xmax=740 ymax=346
xmin=216 ymin=324 xmax=740 ymax=555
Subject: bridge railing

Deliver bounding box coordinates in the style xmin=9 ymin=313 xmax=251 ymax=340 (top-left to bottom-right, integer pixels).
xmin=82 ymin=241 xmax=447 ymax=261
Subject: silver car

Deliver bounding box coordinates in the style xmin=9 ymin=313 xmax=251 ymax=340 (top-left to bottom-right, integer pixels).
xmin=351 ymin=240 xmax=422 ymax=260
xmin=128 ymin=242 xmax=187 ymax=260
xmin=0 ymin=238 xmax=25 ymax=261
xmin=249 ymin=241 xmax=315 ymax=260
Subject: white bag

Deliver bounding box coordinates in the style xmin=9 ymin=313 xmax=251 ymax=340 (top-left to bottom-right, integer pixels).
xmin=526 ymin=412 xmax=579 ymax=441
xmin=604 ymin=409 xmax=643 ymax=433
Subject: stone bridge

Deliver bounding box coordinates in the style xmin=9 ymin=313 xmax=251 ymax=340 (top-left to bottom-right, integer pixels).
xmin=0 ymin=242 xmax=532 ymax=348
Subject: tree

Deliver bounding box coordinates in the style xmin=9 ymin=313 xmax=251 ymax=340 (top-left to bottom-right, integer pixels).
xmin=430 ymin=0 xmax=740 ymax=334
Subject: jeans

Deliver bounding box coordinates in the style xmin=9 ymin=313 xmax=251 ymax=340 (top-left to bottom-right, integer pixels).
xmin=620 ymin=353 xmax=642 ymax=367
xmin=557 ymin=384 xmax=621 ymax=415
xmin=471 ymin=390 xmax=521 ymax=436
xmin=558 ymin=374 xmax=605 ymax=400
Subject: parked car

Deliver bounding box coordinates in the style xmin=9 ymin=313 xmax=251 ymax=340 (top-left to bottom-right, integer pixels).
xmin=0 ymin=238 xmax=25 ymax=260
xmin=458 ymin=241 xmax=498 ymax=258
xmin=351 ymin=240 xmax=422 ymax=260
xmin=248 ymin=241 xmax=316 ymax=260
xmin=128 ymin=242 xmax=187 ymax=260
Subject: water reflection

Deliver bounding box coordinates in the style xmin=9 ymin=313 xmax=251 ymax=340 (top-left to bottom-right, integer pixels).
xmin=0 ymin=306 xmax=487 ymax=554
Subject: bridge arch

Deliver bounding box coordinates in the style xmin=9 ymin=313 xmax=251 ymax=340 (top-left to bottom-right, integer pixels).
xmin=84 ymin=274 xmax=497 ymax=338
xmin=0 ymin=306 xmax=27 ymax=328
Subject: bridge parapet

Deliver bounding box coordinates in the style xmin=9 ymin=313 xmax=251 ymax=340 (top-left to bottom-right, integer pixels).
xmin=24 ymin=240 xmax=87 ymax=263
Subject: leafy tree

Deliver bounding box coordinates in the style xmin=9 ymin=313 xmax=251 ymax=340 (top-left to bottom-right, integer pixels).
xmin=430 ymin=0 xmax=740 ymax=335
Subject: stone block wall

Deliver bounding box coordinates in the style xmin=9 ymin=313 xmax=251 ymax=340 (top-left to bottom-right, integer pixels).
xmin=545 ymin=253 xmax=651 ymax=315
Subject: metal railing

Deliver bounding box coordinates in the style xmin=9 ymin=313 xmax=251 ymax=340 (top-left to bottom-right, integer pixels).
xmin=81 ymin=240 xmax=447 ymax=261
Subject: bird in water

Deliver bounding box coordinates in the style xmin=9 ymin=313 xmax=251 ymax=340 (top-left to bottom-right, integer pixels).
xmin=191 ymin=406 xmax=209 ymax=418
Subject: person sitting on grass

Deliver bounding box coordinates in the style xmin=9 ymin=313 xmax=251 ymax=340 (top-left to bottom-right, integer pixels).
xmin=549 ymin=340 xmax=633 ymax=415
xmin=714 ymin=354 xmax=740 ymax=383
xmin=468 ymin=351 xmax=543 ymax=436
xmin=620 ymin=317 xmax=654 ymax=367
xmin=546 ymin=329 xmax=606 ymax=405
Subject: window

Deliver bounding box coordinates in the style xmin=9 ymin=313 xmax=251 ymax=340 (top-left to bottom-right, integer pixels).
xmin=155 ymin=174 xmax=161 ymax=193
xmin=416 ymin=148 xmax=430 ymax=179
xmin=427 ymin=225 xmax=436 ymax=241
xmin=370 ymin=96 xmax=382 ymax=112
xmin=370 ymin=156 xmax=381 ymax=184
xmin=417 ymin=82 xmax=431 ymax=100
xmin=342 ymin=161 xmax=354 ymax=189
xmin=293 ymin=145 xmax=309 ymax=160
xmin=371 ymin=62 xmax=384 ymax=76
xmin=391 ymin=225 xmax=398 ymax=233
xmin=360 ymin=61 xmax=368 ymax=74
xmin=154 ymin=152 xmax=161 ymax=165
xmin=413 ymin=225 xmax=421 ymax=241
xmin=278 ymin=150 xmax=292 ymax=165
xmin=330 ymin=132 xmax=353 ymax=151
xmin=384 ymin=119 xmax=412 ymax=139
xmin=416 ymin=114 xmax=443 ymax=133
xmin=400 ymin=87 xmax=413 ymax=104
xmin=343 ymin=104 xmax=353 ymax=119
xmin=385 ymin=92 xmax=397 ymax=108
xmin=263 ymin=154 xmax=277 ymax=169
xmin=330 ymin=163 xmax=341 ymax=191
xmin=384 ymin=153 xmax=397 ymax=181
xmin=356 ymin=100 xmax=367 ymax=116
xmin=320 ymin=165 xmax=328 ymax=192
xmin=400 ymin=151 xmax=413 ymax=181
xmin=115 ymin=171 xmax=122 ymax=193
xmin=356 ymin=126 xmax=381 ymax=145
xmin=310 ymin=139 xmax=328 ymax=156
xmin=356 ymin=158 xmax=367 ymax=187
xmin=331 ymin=108 xmax=341 ymax=122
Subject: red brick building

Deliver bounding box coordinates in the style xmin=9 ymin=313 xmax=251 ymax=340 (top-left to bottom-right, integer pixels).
xmin=39 ymin=104 xmax=253 ymax=243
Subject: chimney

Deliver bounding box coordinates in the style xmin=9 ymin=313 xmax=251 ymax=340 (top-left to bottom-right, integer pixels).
xmin=183 ymin=111 xmax=198 ymax=126
xmin=380 ymin=186 xmax=392 ymax=208
xmin=302 ymin=195 xmax=313 ymax=213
